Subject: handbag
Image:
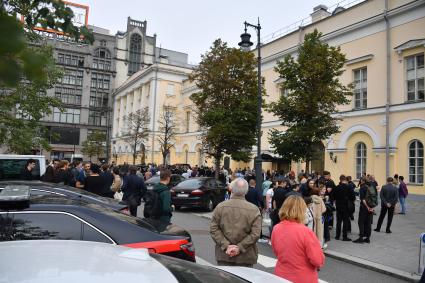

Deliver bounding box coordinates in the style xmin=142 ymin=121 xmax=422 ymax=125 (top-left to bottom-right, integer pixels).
xmin=114 ymin=191 xmax=123 ymax=201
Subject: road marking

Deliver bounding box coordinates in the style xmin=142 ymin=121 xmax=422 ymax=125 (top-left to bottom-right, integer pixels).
xmin=257 ymin=254 xmax=277 ymax=268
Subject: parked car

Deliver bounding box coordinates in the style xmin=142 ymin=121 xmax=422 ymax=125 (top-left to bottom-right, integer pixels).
xmin=145 ymin=174 xmax=186 ymax=190
xmin=0 ymin=185 xmax=195 ymax=262
xmin=0 ymin=155 xmax=46 ymax=180
xmin=0 ymin=240 xmax=290 ymax=283
xmin=171 ymin=177 xmax=227 ymax=211
xmin=0 ymin=180 xmax=130 ymax=214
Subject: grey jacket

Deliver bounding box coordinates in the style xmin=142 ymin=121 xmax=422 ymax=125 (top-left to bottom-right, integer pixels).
xmin=210 ymin=195 xmax=261 ymax=265
xmin=380 ymin=183 xmax=399 ymax=206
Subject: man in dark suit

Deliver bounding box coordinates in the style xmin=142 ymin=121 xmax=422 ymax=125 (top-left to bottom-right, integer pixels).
xmin=375 ymin=177 xmax=398 ymax=233
xmin=122 ymin=166 xmax=147 ymax=216
xmin=333 ymin=174 xmax=356 ymax=241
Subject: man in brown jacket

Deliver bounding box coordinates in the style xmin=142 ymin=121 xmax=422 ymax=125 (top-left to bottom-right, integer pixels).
xmin=210 ymin=178 xmax=262 ymax=267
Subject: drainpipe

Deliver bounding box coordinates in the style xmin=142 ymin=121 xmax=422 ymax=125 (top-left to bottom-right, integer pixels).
xmin=384 ymin=0 xmax=391 ymax=178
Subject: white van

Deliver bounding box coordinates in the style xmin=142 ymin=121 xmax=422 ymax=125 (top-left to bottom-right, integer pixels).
xmin=0 ymin=155 xmax=46 ymax=180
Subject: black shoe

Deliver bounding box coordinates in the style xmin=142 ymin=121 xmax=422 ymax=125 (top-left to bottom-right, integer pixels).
xmin=335 ymin=236 xmax=340 ymax=240
xmin=386 ymin=230 xmax=392 ymax=234
xmin=364 ymin=238 xmax=370 ymax=243
xmin=374 ymin=228 xmax=380 ymax=232
xmin=352 ymin=238 xmax=364 ymax=243
xmin=342 ymin=237 xmax=352 ymax=241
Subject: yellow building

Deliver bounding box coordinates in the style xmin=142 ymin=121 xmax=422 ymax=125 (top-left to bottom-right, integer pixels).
xmin=112 ymin=0 xmax=425 ymax=194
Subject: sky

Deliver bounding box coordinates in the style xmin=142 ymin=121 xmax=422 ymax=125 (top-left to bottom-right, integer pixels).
xmin=73 ymin=0 xmax=348 ymax=64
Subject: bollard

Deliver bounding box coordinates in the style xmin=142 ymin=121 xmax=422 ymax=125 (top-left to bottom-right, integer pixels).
xmin=420 ymin=233 xmax=425 ymax=274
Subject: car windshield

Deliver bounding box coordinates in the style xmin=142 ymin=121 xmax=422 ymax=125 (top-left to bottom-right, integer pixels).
xmin=151 ymin=253 xmax=248 ymax=283
xmin=176 ymin=179 xmax=202 ymax=189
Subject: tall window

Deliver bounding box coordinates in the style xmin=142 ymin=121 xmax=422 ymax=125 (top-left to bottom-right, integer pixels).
xmin=406 ymin=54 xmax=424 ymax=101
xmin=57 ymin=53 xmax=84 ymax=67
xmin=185 ymin=111 xmax=190 ymax=133
xmin=55 ymin=87 xmax=82 ymax=105
xmin=92 ymin=48 xmax=111 ymax=71
xmin=409 ymin=140 xmax=424 ymax=184
xmin=128 ymin=33 xmax=142 ymax=75
xmin=88 ymin=110 xmax=107 ymax=126
xmin=354 ymin=68 xmax=367 ymax=109
xmin=52 ymin=107 xmax=80 ymax=124
xmin=61 ymin=69 xmax=83 ymax=86
xmin=355 ymin=142 xmax=367 ymax=179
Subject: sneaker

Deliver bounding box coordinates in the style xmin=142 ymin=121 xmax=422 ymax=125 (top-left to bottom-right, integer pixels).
xmin=322 ymin=243 xmax=328 ymax=250
xmin=258 ymin=238 xmax=269 ymax=243
xmin=352 ymin=238 xmax=364 ymax=243
xmin=364 ymin=238 xmax=370 ymax=243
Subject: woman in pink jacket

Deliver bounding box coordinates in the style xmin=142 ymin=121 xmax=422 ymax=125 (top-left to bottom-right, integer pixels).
xmin=271 ymin=195 xmax=325 ymax=283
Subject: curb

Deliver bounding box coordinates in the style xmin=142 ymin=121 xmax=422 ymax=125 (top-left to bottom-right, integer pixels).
xmin=324 ymin=250 xmax=421 ymax=283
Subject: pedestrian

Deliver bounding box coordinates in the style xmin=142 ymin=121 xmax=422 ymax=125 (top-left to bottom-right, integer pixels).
xmin=310 ymin=187 xmax=326 ymax=248
xmin=375 ymin=177 xmax=398 ymax=233
xmin=262 ymin=176 xmax=272 ymax=205
xmin=347 ymin=176 xmax=356 ymax=221
xmin=100 ymin=164 xmax=114 ymax=198
xmin=70 ymin=161 xmax=82 ymax=186
xmin=353 ymin=177 xmax=377 ymax=244
xmin=76 ymin=162 xmax=91 ymax=189
xmin=54 ymin=160 xmax=74 ymax=186
xmin=271 ymin=195 xmax=325 ymax=283
xmin=210 ymin=178 xmax=262 ymax=267
xmin=21 ymin=159 xmax=36 ymax=180
xmin=84 ymin=164 xmax=107 ymax=196
xmin=151 ymin=169 xmax=172 ymax=222
xmin=333 ymin=174 xmax=356 ymax=241
xmin=122 ymin=165 xmax=147 ymax=217
xmin=111 ymin=167 xmax=122 ymax=193
xmin=398 ymin=176 xmax=408 ymax=214
xmin=245 ymin=179 xmax=263 ymax=208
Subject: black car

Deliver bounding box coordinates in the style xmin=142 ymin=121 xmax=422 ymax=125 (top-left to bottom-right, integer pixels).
xmin=0 ymin=185 xmax=195 ymax=262
xmin=0 ymin=180 xmax=130 ymax=214
xmin=171 ymin=177 xmax=227 ymax=211
xmin=145 ymin=174 xmax=185 ymax=190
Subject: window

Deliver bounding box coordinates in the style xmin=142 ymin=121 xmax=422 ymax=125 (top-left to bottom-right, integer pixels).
xmin=91 ymin=73 xmax=110 ymax=90
xmin=57 ymin=53 xmax=84 ymax=67
xmin=0 ymin=159 xmax=40 ymax=180
xmin=50 ymin=126 xmax=80 ymax=145
xmin=61 ymin=69 xmax=83 ymax=86
xmin=354 ymin=68 xmax=367 ymax=109
xmin=88 ymin=110 xmax=107 ymax=126
xmin=52 ymin=107 xmax=80 ymax=124
xmin=90 ymin=91 xmax=108 ymax=108
xmin=128 ymin=33 xmax=142 ymax=75
xmin=355 ymin=142 xmax=367 ymax=179
xmin=185 ymin=111 xmax=190 ymax=133
xmin=406 ymin=54 xmax=424 ymax=101
xmin=8 ymin=213 xmax=82 ymax=241
xmin=82 ymin=223 xmax=111 ymax=243
xmin=409 ymin=140 xmax=424 ymax=184
xmin=92 ymin=48 xmax=111 ymax=71
xmin=55 ymin=87 xmax=82 ymax=105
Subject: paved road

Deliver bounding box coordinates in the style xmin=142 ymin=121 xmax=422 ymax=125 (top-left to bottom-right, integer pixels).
xmin=172 ymin=209 xmax=409 ymax=283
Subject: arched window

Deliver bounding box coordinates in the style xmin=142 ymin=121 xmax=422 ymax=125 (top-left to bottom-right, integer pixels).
xmin=355 ymin=142 xmax=367 ymax=179
xmin=409 ymin=140 xmax=424 ymax=184
xmin=92 ymin=48 xmax=111 ymax=70
xmin=128 ymin=33 xmax=142 ymax=75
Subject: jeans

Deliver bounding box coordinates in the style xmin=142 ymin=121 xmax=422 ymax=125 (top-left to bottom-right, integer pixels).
xmin=399 ymin=197 xmax=406 ymax=214
xmin=376 ymin=204 xmax=395 ymax=231
xmin=358 ymin=205 xmax=373 ymax=238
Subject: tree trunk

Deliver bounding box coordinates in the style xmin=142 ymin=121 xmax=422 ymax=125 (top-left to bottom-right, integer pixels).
xmin=162 ymin=152 xmax=167 ymax=166
xmin=305 ymin=158 xmax=310 ymax=175
xmin=214 ymin=153 xmax=221 ymax=180
xmin=132 ymin=153 xmax=136 ymax=165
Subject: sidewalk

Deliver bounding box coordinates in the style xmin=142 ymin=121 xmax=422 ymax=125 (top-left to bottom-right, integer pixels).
xmin=194 ymin=194 xmax=424 ymax=282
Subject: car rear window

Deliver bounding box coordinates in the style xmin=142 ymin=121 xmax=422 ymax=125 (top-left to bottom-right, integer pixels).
xmin=151 ymin=253 xmax=249 ymax=283
xmin=176 ymin=179 xmax=202 ymax=189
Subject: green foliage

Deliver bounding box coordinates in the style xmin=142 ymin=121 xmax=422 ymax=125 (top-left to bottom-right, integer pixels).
xmin=81 ymin=130 xmax=106 ymax=160
xmin=0 ymin=0 xmax=94 ymax=154
xmin=189 ymin=39 xmax=262 ymax=170
xmin=268 ymin=29 xmax=352 ymax=170
xmin=121 ymin=108 xmax=151 ymax=165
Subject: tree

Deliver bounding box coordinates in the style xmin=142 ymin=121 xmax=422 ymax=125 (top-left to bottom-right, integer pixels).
xmin=157 ymin=105 xmax=179 ymax=166
xmin=121 ymin=107 xmax=150 ymax=165
xmin=81 ymin=130 xmax=106 ymax=161
xmin=189 ymin=39 xmax=261 ymax=179
xmin=268 ymin=29 xmax=352 ymax=173
xmin=0 ymin=0 xmax=93 ymax=153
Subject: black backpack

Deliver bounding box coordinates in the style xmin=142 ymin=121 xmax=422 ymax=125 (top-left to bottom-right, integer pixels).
xmin=365 ymin=184 xmax=378 ymax=208
xmin=143 ymin=190 xmax=162 ymax=219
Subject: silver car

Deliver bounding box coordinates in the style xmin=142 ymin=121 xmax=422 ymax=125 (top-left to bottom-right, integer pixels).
xmin=0 ymin=240 xmax=291 ymax=283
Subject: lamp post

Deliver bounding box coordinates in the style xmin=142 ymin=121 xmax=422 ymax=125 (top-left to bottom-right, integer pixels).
xmin=239 ymin=19 xmax=263 ymax=193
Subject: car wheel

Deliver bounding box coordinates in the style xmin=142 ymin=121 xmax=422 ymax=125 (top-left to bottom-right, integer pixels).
xmin=205 ymin=198 xmax=214 ymax=212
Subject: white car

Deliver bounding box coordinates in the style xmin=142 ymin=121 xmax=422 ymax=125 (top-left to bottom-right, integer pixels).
xmin=0 ymin=240 xmax=291 ymax=283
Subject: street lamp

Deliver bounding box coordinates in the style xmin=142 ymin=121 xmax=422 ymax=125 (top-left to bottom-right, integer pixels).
xmin=239 ymin=19 xmax=263 ymax=193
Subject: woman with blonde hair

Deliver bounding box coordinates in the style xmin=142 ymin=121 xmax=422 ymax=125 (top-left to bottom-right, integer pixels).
xmin=271 ymin=195 xmax=325 ymax=283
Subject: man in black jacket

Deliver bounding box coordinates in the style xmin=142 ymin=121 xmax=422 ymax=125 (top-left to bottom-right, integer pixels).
xmin=122 ymin=166 xmax=147 ymax=216
xmin=333 ymin=174 xmax=356 ymax=241
xmin=375 ymin=177 xmax=398 ymax=233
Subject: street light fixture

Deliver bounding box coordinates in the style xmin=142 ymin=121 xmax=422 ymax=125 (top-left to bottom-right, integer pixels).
xmin=239 ymin=19 xmax=263 ymax=193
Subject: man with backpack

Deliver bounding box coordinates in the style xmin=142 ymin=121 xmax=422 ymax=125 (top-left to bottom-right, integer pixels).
xmin=122 ymin=166 xmax=147 ymax=217
xmin=144 ymin=169 xmax=172 ymax=223
xmin=353 ymin=177 xmax=378 ymax=243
